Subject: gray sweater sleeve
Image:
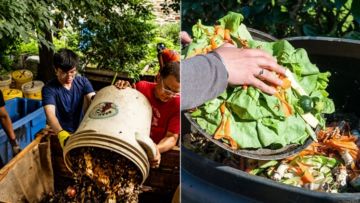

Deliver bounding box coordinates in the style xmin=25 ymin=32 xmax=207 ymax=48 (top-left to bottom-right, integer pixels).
xmin=181 ymin=52 xmax=228 ymax=110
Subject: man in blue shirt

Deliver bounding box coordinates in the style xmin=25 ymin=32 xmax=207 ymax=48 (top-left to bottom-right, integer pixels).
xmin=42 ymin=49 xmax=95 ymax=148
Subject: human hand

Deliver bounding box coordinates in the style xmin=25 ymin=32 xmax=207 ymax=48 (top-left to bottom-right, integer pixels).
xmin=11 ymin=141 xmax=21 ymax=156
xmin=213 ymin=43 xmax=286 ymax=95
xmin=58 ymin=130 xmax=71 ymax=149
xmin=150 ymin=146 xmax=161 ymax=169
xmin=114 ymin=80 xmax=132 ymax=89
xmin=180 ymin=31 xmax=192 ymax=46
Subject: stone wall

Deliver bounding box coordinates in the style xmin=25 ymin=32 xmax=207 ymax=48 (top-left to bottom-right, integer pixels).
xmin=151 ymin=0 xmax=180 ymax=25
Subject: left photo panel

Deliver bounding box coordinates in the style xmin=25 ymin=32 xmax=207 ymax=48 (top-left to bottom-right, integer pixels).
xmin=0 ymin=1 xmax=180 ymax=202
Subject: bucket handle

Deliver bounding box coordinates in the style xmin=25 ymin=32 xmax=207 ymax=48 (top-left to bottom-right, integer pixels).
xmin=135 ymin=132 xmax=157 ymax=160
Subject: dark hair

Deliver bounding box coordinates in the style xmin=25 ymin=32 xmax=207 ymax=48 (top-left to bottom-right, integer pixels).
xmin=53 ymin=48 xmax=79 ymax=72
xmin=160 ymin=61 xmax=180 ymax=82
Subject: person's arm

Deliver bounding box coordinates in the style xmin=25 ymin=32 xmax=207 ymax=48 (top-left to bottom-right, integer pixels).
xmin=83 ymin=92 xmax=96 ymax=113
xmin=181 ymin=44 xmax=285 ymax=110
xmin=150 ymin=131 xmax=179 ymax=168
xmin=150 ymin=131 xmax=178 ymax=169
xmin=44 ymin=104 xmax=71 ymax=148
xmin=44 ymin=104 xmax=63 ymax=134
xmin=181 ymin=52 xmax=228 ymax=110
xmin=151 ymin=105 xmax=180 ymax=168
xmin=157 ymin=131 xmax=179 ymax=153
xmin=81 ymin=77 xmax=96 ymax=113
xmin=0 ymin=106 xmax=20 ymax=153
xmin=0 ymin=106 xmax=16 ymax=141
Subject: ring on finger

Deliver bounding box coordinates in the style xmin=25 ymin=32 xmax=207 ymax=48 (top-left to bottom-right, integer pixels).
xmin=257 ymin=69 xmax=265 ymax=76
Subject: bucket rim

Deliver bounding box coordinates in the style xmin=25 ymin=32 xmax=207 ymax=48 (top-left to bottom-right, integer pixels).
xmin=63 ymin=133 xmax=150 ymax=184
xmin=21 ymin=80 xmax=45 ymax=93
xmin=11 ymin=69 xmax=33 ymax=82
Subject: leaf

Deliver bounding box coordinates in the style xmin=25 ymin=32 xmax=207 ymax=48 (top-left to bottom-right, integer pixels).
xmin=321 ymin=98 xmax=335 ymax=114
xmin=191 ymin=109 xmax=202 ymax=117
xmin=227 ymin=89 xmax=264 ymax=120
xmin=249 ymin=40 xmax=274 ymax=55
xmin=287 ymin=49 xmax=319 ymax=75
xmin=272 ymin=40 xmax=295 ymax=57
xmin=218 ymin=11 xmax=244 ymax=32
xmin=300 ymin=75 xmax=317 ymax=94
xmin=234 ymin=24 xmax=253 ymax=41
xmin=230 ymin=117 xmax=261 ymax=148
xmin=191 ymin=20 xmax=213 ymax=39
xmin=203 ymin=98 xmax=223 ymax=114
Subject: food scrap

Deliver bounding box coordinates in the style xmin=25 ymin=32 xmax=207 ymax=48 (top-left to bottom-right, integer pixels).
xmin=41 ymin=147 xmax=141 ymax=202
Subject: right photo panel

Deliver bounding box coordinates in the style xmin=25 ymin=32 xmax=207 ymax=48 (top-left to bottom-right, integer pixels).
xmin=181 ymin=1 xmax=360 ymax=202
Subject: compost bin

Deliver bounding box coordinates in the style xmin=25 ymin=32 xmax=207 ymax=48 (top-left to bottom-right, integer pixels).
xmin=181 ymin=33 xmax=360 ymax=203
xmin=63 ymin=85 xmax=157 ymax=184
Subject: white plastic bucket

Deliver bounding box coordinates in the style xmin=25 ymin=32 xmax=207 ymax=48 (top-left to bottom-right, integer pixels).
xmin=0 ymin=74 xmax=11 ymax=91
xmin=2 ymin=89 xmax=23 ymax=101
xmin=12 ymin=69 xmax=33 ymax=89
xmin=63 ymin=85 xmax=157 ymax=184
xmin=21 ymin=80 xmax=44 ymax=100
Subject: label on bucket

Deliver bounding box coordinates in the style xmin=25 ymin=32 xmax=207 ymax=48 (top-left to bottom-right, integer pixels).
xmin=89 ymin=102 xmax=119 ymax=119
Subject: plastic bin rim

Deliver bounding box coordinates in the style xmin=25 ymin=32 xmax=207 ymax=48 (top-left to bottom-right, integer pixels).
xmin=182 ymin=146 xmax=360 ymax=199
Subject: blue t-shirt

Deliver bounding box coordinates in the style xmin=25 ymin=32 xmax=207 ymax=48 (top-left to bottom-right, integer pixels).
xmin=42 ymin=76 xmax=94 ymax=132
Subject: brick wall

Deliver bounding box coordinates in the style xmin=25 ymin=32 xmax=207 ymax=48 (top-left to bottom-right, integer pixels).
xmin=151 ymin=0 xmax=180 ymax=25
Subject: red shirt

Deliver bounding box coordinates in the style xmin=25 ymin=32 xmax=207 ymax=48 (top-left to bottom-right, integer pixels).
xmin=136 ymin=81 xmax=180 ymax=144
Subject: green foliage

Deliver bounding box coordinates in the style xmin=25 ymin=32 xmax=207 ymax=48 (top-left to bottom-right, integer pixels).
xmin=5 ymin=28 xmax=80 ymax=59
xmin=55 ymin=0 xmax=157 ymax=79
xmin=1 ymin=0 xmax=163 ymax=79
xmin=182 ymin=0 xmax=360 ymax=39
xmin=0 ymin=55 xmax=14 ymax=72
xmin=139 ymin=22 xmax=180 ymax=76
xmin=159 ymin=23 xmax=181 ymax=46
xmin=0 ymin=0 xmax=57 ymax=50
xmin=18 ymin=39 xmax=38 ymax=55
xmin=56 ymin=27 xmax=80 ymax=53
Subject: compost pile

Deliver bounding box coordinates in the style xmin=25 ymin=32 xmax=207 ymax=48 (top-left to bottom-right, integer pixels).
xmin=41 ymin=147 xmax=142 ymax=203
xmin=183 ymin=121 xmax=360 ymax=193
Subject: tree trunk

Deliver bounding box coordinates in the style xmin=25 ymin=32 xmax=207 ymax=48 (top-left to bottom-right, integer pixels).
xmin=37 ymin=29 xmax=54 ymax=83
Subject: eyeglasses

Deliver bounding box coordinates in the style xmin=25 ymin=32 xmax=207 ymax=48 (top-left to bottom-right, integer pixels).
xmin=160 ymin=78 xmax=180 ymax=97
xmin=58 ymin=68 xmax=77 ymax=78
